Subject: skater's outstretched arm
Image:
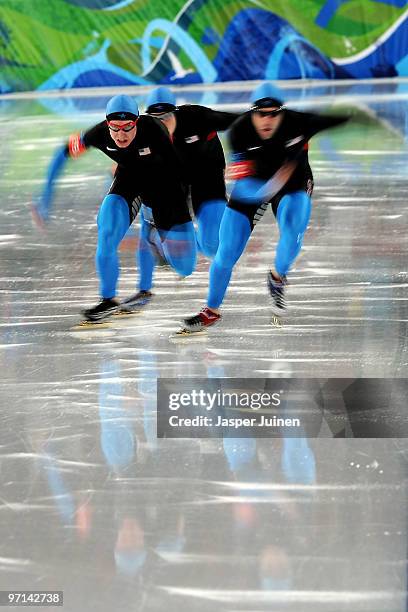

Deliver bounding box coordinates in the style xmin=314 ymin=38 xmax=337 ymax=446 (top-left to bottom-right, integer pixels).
xmin=33 ymin=130 xmax=89 ymax=226
xmin=195 ymin=106 xmax=240 ymax=132
xmin=254 ymin=110 xmax=350 ymax=200
xmin=298 ymin=110 xmax=351 ymax=140
xmin=32 ymin=145 xmax=69 ymax=226
xmin=228 ymin=160 xmax=298 ymax=205
xmin=226 ymin=108 xmax=350 ymax=207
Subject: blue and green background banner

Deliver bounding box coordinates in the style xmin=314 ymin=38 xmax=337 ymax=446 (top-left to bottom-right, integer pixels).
xmin=0 ymin=0 xmax=406 ymax=93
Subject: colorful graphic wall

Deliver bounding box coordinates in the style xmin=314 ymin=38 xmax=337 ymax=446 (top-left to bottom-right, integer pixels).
xmin=0 ymin=0 xmax=406 ymax=93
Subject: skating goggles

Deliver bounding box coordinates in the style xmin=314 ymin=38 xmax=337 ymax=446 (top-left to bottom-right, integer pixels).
xmin=252 ymin=107 xmax=284 ymax=117
xmin=107 ymin=119 xmax=138 ymax=132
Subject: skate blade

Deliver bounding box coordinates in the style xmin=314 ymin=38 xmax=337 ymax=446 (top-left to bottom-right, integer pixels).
xmin=271 ymin=315 xmax=284 ymax=328
xmin=170 ymin=327 xmax=208 ymax=341
xmin=71 ymin=319 xmax=113 ymax=330
xmin=176 ymin=327 xmax=206 ymax=335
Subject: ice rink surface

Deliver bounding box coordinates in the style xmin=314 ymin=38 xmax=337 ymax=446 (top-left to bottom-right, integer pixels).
xmin=0 ymin=79 xmax=407 ymax=610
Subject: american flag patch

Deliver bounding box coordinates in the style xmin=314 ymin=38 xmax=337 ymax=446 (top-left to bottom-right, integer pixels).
xmin=138 ymin=147 xmax=151 ymax=156
xmin=185 ymin=135 xmax=199 ymax=143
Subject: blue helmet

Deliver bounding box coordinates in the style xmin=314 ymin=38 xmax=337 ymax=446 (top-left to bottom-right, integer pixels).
xmin=106 ymin=95 xmax=139 ymax=120
xmin=250 ymin=82 xmax=284 ymax=109
xmin=146 ymin=86 xmax=177 ymax=114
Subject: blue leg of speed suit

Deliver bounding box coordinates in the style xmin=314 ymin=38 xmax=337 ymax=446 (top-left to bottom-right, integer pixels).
xmin=96 ymin=194 xmax=130 ymax=298
xmin=207 ymin=208 xmax=251 ymax=309
xmin=158 ymin=222 xmax=197 ymax=277
xmin=195 ymin=199 xmax=226 ymax=258
xmin=282 ymin=437 xmax=316 ymax=485
xmin=137 ymin=208 xmax=157 ymax=292
xmin=275 ymin=191 xmax=311 ymax=277
xmin=99 ymin=360 xmax=135 ymax=471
